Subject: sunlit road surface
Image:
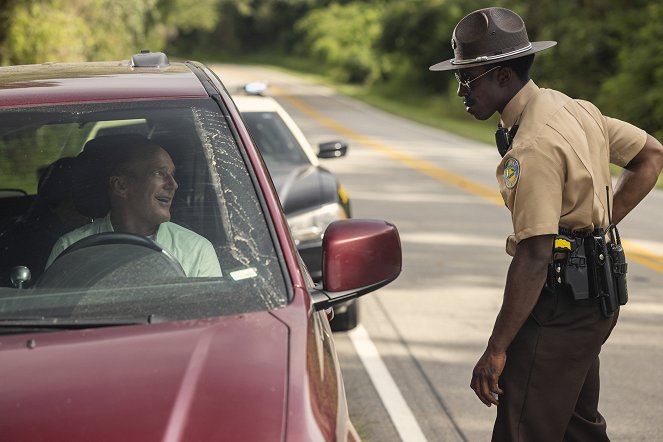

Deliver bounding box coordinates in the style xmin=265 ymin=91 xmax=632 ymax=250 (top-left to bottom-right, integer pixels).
xmin=214 ymin=64 xmax=663 ymax=442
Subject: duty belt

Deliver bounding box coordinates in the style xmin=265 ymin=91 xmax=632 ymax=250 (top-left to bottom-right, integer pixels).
xmin=547 ymin=227 xmax=627 ymax=318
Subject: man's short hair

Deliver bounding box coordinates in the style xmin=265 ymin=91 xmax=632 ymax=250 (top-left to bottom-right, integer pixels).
xmin=106 ymin=135 xmax=161 ymax=177
xmin=82 ymin=134 xmax=163 ymax=177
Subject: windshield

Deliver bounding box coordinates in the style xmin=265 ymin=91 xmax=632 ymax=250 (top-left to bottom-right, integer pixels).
xmin=241 ymin=111 xmax=310 ymax=169
xmin=0 ymin=99 xmax=287 ymax=329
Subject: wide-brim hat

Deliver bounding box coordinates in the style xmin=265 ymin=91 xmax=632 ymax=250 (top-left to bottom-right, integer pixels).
xmin=430 ymin=7 xmax=556 ymax=71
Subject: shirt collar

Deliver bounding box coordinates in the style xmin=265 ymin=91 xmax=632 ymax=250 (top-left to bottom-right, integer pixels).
xmin=102 ymin=213 xmax=115 ymax=231
xmin=102 ymin=212 xmax=162 ymax=238
xmin=500 ymin=80 xmax=539 ymax=128
xmin=152 ymin=224 xmax=162 ymax=242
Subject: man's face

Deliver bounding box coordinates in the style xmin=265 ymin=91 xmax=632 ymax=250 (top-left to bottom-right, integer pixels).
xmin=455 ymin=65 xmax=503 ymax=120
xmin=120 ymin=147 xmax=178 ymax=233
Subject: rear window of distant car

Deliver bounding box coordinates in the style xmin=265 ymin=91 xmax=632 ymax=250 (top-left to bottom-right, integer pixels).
xmin=0 ymin=98 xmax=288 ymax=324
xmin=241 ymin=111 xmax=310 ymax=168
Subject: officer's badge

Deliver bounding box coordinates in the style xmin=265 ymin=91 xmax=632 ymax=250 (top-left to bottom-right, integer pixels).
xmin=503 ymin=158 xmax=520 ymax=190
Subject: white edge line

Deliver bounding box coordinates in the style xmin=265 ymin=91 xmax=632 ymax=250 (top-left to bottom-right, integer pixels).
xmin=348 ymin=324 xmax=428 ymax=442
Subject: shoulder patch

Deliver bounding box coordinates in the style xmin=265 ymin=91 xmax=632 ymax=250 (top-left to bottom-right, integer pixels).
xmin=503 ymin=158 xmax=520 ymax=190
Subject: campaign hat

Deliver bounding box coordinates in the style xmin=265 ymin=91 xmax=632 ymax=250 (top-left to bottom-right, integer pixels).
xmin=430 ymin=7 xmax=556 ymax=71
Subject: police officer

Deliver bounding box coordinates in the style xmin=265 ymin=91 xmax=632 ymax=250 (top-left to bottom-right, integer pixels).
xmin=430 ymin=7 xmax=663 ymax=441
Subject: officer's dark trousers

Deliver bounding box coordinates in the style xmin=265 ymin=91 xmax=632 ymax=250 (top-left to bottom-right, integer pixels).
xmin=492 ymin=286 xmax=619 ymax=442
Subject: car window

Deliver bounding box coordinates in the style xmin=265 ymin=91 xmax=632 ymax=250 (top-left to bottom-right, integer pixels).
xmin=241 ymin=111 xmax=310 ymax=168
xmin=0 ymin=98 xmax=288 ymax=326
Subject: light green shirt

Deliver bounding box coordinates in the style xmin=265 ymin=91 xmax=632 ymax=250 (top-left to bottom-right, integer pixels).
xmin=46 ymin=214 xmax=222 ymax=277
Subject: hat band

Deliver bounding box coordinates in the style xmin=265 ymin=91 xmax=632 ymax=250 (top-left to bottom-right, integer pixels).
xmin=451 ymin=43 xmax=532 ymax=65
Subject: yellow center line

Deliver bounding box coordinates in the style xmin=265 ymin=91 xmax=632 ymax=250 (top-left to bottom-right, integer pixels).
xmin=275 ymin=87 xmax=663 ymax=274
xmin=274 ymin=87 xmax=503 ymax=206
xmin=622 ymin=240 xmax=663 ymax=273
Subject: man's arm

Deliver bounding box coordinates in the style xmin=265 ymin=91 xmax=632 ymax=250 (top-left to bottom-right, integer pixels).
xmin=470 ymin=234 xmax=553 ymax=407
xmin=189 ymin=237 xmax=222 ymax=277
xmin=612 ymin=134 xmax=663 ymax=225
xmin=197 ymin=242 xmax=223 ymax=277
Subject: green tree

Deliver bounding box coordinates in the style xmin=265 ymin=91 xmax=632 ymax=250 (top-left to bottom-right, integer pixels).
xmin=1 ymin=0 xmax=222 ymax=65
xmin=597 ymin=2 xmax=663 ymax=140
xmin=5 ymin=0 xmax=92 ymax=64
xmin=157 ymin=0 xmax=222 ymax=33
xmin=515 ymin=0 xmax=647 ymax=99
xmin=378 ymin=0 xmax=495 ymax=91
xmin=176 ymin=0 xmax=319 ymax=55
xmin=3 ymin=0 xmax=663 ymax=141
xmin=295 ymin=1 xmax=384 ymax=84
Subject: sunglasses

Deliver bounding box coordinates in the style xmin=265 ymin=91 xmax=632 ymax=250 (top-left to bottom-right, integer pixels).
xmin=454 ymin=65 xmax=502 ymax=91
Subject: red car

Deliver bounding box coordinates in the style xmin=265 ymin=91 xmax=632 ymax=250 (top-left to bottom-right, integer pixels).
xmin=0 ymin=52 xmax=401 ymax=441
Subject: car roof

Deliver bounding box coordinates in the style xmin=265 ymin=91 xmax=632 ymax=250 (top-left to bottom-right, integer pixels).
xmin=0 ymin=61 xmax=209 ymax=108
xmin=233 ymin=94 xmax=320 ymax=166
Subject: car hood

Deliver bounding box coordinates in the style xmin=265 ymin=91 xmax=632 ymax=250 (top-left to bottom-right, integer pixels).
xmin=0 ymin=312 xmax=289 ymax=442
xmin=269 ymin=164 xmax=335 ymax=215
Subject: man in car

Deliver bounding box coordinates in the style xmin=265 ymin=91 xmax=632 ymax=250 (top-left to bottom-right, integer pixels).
xmin=46 ymin=135 xmax=222 ymax=277
xmin=429 ymin=6 xmax=663 ymax=441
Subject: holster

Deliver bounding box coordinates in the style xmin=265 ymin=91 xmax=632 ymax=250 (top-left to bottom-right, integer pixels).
xmin=546 ymin=228 xmax=628 ymax=318
xmin=587 ymin=233 xmax=619 ymax=317
xmin=608 ymin=241 xmax=628 ymax=305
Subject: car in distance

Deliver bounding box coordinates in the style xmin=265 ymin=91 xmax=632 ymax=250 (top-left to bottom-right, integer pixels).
xmin=0 ymin=51 xmax=401 ymax=441
xmin=233 ymin=84 xmax=359 ymax=331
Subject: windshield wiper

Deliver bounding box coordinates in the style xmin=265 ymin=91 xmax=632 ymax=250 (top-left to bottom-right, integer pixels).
xmin=0 ymin=315 xmax=165 ymax=330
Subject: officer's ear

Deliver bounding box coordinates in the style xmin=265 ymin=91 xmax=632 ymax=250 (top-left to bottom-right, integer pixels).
xmin=496 ymin=67 xmax=513 ymax=87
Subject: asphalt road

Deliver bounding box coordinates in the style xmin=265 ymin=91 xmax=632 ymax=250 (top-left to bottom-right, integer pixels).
xmin=213 ymin=64 xmax=663 ymax=442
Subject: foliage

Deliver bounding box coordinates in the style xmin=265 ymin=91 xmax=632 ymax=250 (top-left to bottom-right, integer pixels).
xmin=596 ymin=2 xmax=663 ymax=141
xmin=5 ymin=0 xmax=91 ymax=64
xmin=294 ymin=2 xmax=384 ymax=84
xmin=0 ymin=0 xmax=222 ymax=64
xmin=157 ymin=0 xmax=222 ymax=33
xmin=517 ymin=0 xmax=647 ymax=99
xmin=377 ymin=0 xmax=495 ymax=91
xmin=1 ymin=0 xmax=663 ymax=141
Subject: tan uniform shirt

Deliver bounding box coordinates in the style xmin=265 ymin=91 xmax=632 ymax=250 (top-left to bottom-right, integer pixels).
xmin=497 ymin=81 xmax=646 ymax=256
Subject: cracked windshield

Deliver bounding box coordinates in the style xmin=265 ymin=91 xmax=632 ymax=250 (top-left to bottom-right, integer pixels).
xmin=0 ymin=99 xmax=287 ymax=324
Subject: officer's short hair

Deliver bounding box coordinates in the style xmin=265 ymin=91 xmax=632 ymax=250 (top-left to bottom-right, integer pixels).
xmin=488 ymin=54 xmax=535 ymax=82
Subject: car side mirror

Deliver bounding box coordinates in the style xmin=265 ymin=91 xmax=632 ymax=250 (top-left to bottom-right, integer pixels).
xmin=317 ymin=140 xmax=348 ymax=159
xmin=311 ymin=219 xmax=401 ymax=310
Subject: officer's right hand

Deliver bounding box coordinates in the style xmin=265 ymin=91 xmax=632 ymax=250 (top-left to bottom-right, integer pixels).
xmin=471 ymin=348 xmax=506 ymax=407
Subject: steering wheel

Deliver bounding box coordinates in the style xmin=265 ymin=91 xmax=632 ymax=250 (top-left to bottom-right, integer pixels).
xmin=36 ymin=232 xmax=186 ymax=289
xmin=60 ymin=232 xmax=164 ymax=256
xmin=57 ymin=232 xmax=184 ymax=273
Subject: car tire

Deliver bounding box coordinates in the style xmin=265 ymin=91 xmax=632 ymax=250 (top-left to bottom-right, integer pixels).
xmin=331 ymin=299 xmax=359 ymax=332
